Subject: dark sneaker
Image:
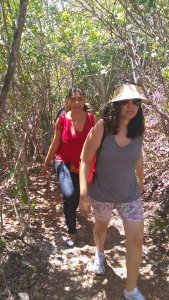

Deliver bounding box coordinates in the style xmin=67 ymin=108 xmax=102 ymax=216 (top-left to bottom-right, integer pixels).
xmin=123 ymin=288 xmax=146 ymax=300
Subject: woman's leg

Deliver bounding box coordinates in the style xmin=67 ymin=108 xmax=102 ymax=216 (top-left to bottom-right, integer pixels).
xmin=91 ymin=199 xmax=114 ymax=252
xmin=93 ymin=218 xmax=109 ymax=275
xmin=63 ymin=172 xmax=79 ymax=235
xmin=55 ymin=162 xmax=80 ymax=235
xmin=116 ymin=198 xmax=144 ymax=292
xmin=124 ymin=221 xmax=144 ymax=291
xmin=93 ymin=218 xmax=109 ymax=253
xmin=90 ymin=199 xmax=114 ymax=275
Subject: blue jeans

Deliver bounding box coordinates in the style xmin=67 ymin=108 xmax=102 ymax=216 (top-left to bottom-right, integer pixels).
xmin=55 ymin=161 xmax=80 ymax=234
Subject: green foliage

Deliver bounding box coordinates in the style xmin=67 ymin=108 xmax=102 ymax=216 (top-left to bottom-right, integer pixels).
xmin=0 ymin=0 xmax=169 ymax=162
xmin=30 ymin=199 xmax=36 ymax=213
xmin=138 ymin=0 xmax=157 ymax=8
xmin=14 ymin=173 xmax=31 ymax=205
xmin=149 ymin=219 xmax=169 ymax=239
xmin=32 ymin=259 xmax=40 ymax=272
xmin=163 ymin=69 xmax=169 ymax=81
xmin=0 ymin=238 xmax=5 ymax=252
xmin=8 ymin=169 xmax=15 ymax=180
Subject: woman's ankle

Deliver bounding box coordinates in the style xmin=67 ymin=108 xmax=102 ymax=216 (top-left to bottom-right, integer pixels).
xmin=69 ymin=234 xmax=76 ymax=242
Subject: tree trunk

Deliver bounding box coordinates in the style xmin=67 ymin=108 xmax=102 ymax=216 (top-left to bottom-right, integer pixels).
xmin=0 ymin=0 xmax=28 ymax=120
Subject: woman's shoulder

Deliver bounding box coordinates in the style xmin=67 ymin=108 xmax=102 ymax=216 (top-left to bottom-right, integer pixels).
xmin=134 ymin=135 xmax=143 ymax=146
xmin=135 ymin=135 xmax=143 ymax=141
xmin=57 ymin=113 xmax=70 ymax=130
xmin=97 ymin=118 xmax=104 ymax=126
xmin=92 ymin=118 xmax=104 ymax=134
xmin=59 ymin=112 xmax=70 ymax=122
xmin=86 ymin=111 xmax=94 ymax=119
xmin=86 ymin=112 xmax=97 ymax=125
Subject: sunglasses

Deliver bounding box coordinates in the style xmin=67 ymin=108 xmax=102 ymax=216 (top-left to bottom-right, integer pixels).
xmin=120 ymin=99 xmax=141 ymax=107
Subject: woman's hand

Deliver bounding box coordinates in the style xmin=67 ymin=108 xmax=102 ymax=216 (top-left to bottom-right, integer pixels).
xmin=138 ymin=181 xmax=144 ymax=194
xmin=79 ymin=196 xmax=92 ymax=219
xmin=41 ymin=164 xmax=51 ymax=176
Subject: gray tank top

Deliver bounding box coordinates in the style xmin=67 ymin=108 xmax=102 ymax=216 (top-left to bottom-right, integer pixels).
xmin=88 ymin=134 xmax=143 ymax=203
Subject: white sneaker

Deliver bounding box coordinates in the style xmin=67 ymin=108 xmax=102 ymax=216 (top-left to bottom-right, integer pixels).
xmin=93 ymin=252 xmax=105 ymax=275
xmin=123 ymin=287 xmax=146 ymax=300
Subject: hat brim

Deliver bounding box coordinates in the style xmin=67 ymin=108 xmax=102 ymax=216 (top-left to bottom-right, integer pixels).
xmin=111 ymin=84 xmax=149 ymax=103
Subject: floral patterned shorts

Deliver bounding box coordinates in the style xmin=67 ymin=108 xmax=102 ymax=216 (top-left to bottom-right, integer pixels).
xmin=89 ymin=197 xmax=144 ymax=223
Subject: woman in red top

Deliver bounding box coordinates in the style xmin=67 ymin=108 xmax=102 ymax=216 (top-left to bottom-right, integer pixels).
xmin=42 ymin=86 xmax=96 ymax=247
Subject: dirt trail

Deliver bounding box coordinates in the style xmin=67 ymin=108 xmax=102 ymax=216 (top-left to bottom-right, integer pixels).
xmin=0 ymin=166 xmax=168 ymax=300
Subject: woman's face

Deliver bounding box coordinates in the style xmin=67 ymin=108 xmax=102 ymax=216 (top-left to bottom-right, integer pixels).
xmin=68 ymin=92 xmax=85 ymax=112
xmin=119 ymin=99 xmax=141 ymax=121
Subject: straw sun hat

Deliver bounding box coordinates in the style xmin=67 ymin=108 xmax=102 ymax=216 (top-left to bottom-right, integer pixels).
xmin=111 ymin=84 xmax=149 ymax=103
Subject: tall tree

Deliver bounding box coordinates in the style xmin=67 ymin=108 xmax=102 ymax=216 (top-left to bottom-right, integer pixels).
xmin=0 ymin=0 xmax=28 ymax=120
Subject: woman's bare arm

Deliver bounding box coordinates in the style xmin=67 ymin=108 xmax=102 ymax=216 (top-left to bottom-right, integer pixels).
xmin=79 ymin=119 xmax=104 ymax=217
xmin=41 ymin=119 xmax=62 ymax=175
xmin=136 ymin=152 xmax=144 ymax=194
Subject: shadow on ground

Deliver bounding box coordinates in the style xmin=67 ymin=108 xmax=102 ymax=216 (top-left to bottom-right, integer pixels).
xmin=0 ymin=167 xmax=168 ymax=300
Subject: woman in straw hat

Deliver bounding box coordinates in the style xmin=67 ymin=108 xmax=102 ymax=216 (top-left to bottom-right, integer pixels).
xmin=79 ymin=82 xmax=149 ymax=300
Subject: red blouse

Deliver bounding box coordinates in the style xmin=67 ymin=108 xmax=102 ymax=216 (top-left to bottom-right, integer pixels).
xmin=55 ymin=112 xmax=95 ymax=169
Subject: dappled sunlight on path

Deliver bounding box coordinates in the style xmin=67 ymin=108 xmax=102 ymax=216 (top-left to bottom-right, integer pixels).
xmin=0 ymin=164 xmax=168 ymax=300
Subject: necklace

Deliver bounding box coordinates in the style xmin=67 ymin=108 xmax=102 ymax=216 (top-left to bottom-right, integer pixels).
xmin=72 ymin=117 xmax=82 ymax=125
xmin=69 ymin=111 xmax=85 ymax=126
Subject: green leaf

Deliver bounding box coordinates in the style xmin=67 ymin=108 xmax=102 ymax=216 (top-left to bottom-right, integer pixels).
xmin=8 ymin=169 xmax=15 ymax=180
xmin=148 ymin=0 xmax=156 ymax=8
xmin=19 ymin=174 xmax=26 ymax=189
xmin=20 ymin=190 xmax=29 ymax=204
xmin=0 ymin=239 xmax=5 ymax=252
xmin=163 ymin=69 xmax=169 ymax=81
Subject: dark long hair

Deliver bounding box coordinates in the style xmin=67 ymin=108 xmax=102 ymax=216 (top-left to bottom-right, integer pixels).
xmin=66 ymin=86 xmax=88 ymax=111
xmin=101 ymin=101 xmax=145 ymax=139
xmin=66 ymin=86 xmax=85 ymax=99
xmin=101 ymin=80 xmax=145 ymax=138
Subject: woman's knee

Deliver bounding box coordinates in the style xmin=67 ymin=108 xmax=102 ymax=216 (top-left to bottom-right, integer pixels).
xmin=125 ymin=222 xmax=144 ymax=247
xmin=133 ymin=233 xmax=144 ymax=246
xmin=94 ymin=220 xmax=109 ymax=235
xmin=127 ymin=231 xmax=144 ymax=249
